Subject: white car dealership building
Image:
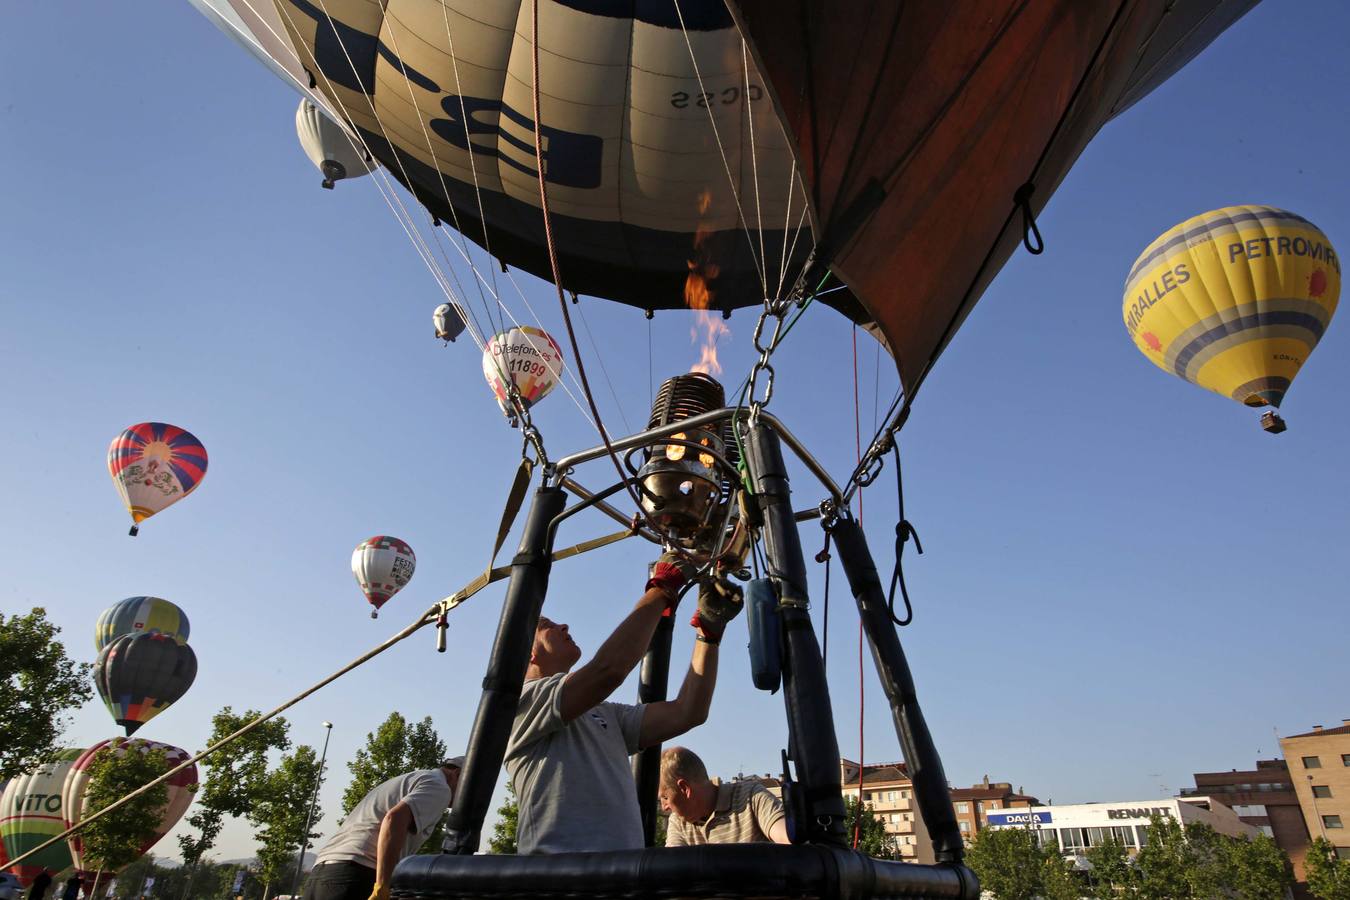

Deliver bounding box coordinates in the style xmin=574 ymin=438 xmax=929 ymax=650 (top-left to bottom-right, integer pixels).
xmin=985 ymin=796 xmax=1260 ymax=862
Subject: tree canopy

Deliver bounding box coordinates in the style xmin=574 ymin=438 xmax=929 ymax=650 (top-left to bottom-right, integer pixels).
xmin=842 ymin=796 xmax=899 ymax=860
xmin=0 ymin=608 xmax=93 ymax=782
xmin=249 ymin=744 xmax=325 ymax=893
xmin=1306 ymin=837 xmax=1350 ymax=900
xmin=970 ymin=815 xmax=1291 ymax=900
xmin=342 ymin=713 xmax=448 ymax=854
xmin=78 ymin=744 xmax=172 ymax=879
xmin=488 ymin=783 xmax=519 ymax=855
xmin=178 ymin=707 xmax=292 ymax=872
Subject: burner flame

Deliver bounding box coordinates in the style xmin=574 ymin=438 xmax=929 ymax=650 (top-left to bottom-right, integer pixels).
xmin=685 ymin=190 xmax=729 ymax=375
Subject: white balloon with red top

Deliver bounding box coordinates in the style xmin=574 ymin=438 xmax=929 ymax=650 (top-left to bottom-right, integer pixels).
xmin=351 ymin=536 xmax=416 ymax=619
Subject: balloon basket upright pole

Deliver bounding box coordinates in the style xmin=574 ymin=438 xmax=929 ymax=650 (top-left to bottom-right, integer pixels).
xmin=742 ymin=420 xmax=847 ymax=847
xmin=830 ymin=517 xmax=969 ymax=866
xmin=440 ymin=485 xmax=568 ymax=854
xmin=633 ymin=611 xmax=675 ymax=846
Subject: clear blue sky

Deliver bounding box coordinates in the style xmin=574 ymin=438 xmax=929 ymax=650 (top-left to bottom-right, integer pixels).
xmin=2 ymin=0 xmax=1347 ymax=863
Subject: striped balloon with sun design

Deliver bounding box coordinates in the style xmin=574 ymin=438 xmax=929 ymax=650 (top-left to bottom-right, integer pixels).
xmin=106 ymin=423 xmax=208 ymax=535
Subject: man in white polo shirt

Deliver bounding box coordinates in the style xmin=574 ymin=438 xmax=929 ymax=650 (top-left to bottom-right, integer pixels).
xmin=303 ymin=757 xmax=463 ymax=900
xmin=506 ymin=554 xmax=743 ymax=854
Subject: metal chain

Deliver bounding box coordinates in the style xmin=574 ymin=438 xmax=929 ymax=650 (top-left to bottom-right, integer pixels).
xmin=746 ymin=296 xmax=794 ymax=423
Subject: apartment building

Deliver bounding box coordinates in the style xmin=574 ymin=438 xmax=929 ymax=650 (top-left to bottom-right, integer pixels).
xmin=1281 ymin=721 xmax=1350 ymax=861
xmin=839 ymin=760 xmax=929 ymax=861
xmin=949 ymin=776 xmax=1040 ymax=842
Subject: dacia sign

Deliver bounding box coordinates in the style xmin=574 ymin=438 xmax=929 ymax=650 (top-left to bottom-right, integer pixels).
xmin=987 ymin=811 xmax=1052 ymax=826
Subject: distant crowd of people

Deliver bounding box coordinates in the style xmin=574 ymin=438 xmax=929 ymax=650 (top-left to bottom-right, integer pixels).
xmin=303 ymin=551 xmax=787 ymax=900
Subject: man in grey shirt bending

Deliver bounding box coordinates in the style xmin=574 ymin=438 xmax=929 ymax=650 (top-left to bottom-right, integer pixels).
xmin=303 ymin=757 xmax=462 ymax=900
xmin=506 ymin=554 xmax=742 ymax=854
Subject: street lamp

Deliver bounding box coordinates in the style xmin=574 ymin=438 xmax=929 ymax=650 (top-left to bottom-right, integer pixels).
xmin=291 ymin=722 xmax=333 ymax=896
xmin=1308 ymin=775 xmax=1328 ymax=841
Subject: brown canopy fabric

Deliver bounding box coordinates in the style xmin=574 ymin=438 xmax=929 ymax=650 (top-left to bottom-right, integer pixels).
xmin=731 ymin=0 xmax=1257 ymax=402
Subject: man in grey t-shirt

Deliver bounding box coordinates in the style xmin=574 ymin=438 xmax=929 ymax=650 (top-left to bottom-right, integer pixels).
xmin=506 ymin=554 xmax=743 ymax=854
xmin=303 ymin=758 xmax=462 ymax=900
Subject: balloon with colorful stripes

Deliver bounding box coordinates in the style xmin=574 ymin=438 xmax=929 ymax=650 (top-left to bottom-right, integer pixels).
xmin=93 ymin=634 xmax=198 ymax=735
xmin=61 ymin=738 xmax=197 ymax=881
xmin=94 ymin=597 xmax=189 ymax=653
xmin=106 ymin=423 xmax=208 ymax=536
xmin=481 ymin=326 xmax=565 ymax=421
xmin=1123 ymin=206 xmax=1340 ymax=432
xmin=0 ymin=749 xmax=82 ymax=886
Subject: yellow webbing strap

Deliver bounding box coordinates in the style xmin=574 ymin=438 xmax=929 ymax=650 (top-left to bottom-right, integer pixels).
xmin=437 ymin=528 xmax=633 ymax=614
xmin=492 ymin=458 xmax=536 ymax=566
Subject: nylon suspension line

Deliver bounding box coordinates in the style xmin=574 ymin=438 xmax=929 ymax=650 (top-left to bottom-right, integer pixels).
xmin=527 ymin=0 xmax=661 ymax=534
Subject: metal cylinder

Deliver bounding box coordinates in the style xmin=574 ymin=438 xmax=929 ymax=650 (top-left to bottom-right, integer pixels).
xmin=632 ymin=614 xmax=675 ymax=846
xmin=637 ymin=373 xmax=737 ymax=538
xmin=743 ymin=422 xmax=846 ymax=847
xmin=830 ymin=517 xmax=965 ymax=864
xmin=442 ymin=485 xmax=567 ymax=854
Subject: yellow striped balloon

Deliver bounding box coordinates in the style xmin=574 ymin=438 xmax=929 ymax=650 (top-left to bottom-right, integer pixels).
xmin=1123 ymin=206 xmax=1340 ymax=429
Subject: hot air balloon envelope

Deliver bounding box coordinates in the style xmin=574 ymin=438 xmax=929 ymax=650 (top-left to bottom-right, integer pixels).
xmin=1123 ymin=206 xmax=1340 ymax=423
xmin=297 ymin=98 xmax=372 ymax=188
xmin=61 ymin=739 xmax=197 ymax=880
xmin=433 ymin=303 xmax=467 ymax=343
xmin=94 ymin=597 xmax=189 ymax=653
xmin=0 ymin=749 xmax=82 ymax=885
xmin=481 ymin=326 xmax=565 ymax=418
xmin=196 ymin=0 xmax=1260 ymax=407
xmin=107 ymin=424 xmax=208 ymax=535
xmin=94 ymin=634 xmax=198 ymax=736
xmin=351 ymin=535 xmax=416 ymax=618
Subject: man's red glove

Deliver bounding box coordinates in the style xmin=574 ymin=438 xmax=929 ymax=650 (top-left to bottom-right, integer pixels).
xmin=646 ymin=551 xmax=696 ymax=610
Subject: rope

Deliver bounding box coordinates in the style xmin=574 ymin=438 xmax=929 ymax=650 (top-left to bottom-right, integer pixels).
xmin=851 ymin=325 xmax=864 ymax=850
xmin=815 ymin=530 xmax=832 ymax=674
xmin=2 ymin=600 xmax=444 ymax=873
xmin=4 ymin=518 xmax=636 ymax=874
xmin=742 ymin=38 xmax=768 ymax=293
xmin=886 ymin=444 xmax=922 ymax=627
xmin=3 ymin=459 xmax=635 ymax=873
xmin=527 ymin=0 xmax=660 ymax=535
xmin=1014 ymin=182 xmax=1044 ymax=255
xmin=670 ymin=1 xmax=769 ymax=297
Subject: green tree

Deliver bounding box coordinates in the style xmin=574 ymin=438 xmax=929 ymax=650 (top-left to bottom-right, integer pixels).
xmin=654 ymin=809 xmax=668 ymax=848
xmin=342 ymin=714 xmax=446 ymax=813
xmin=79 ymin=744 xmax=172 ymax=888
xmin=342 ymin=713 xmax=448 ymax=853
xmin=1042 ymin=851 xmax=1087 ymax=900
xmin=1134 ymin=815 xmax=1191 ymax=899
xmin=488 ymin=783 xmax=518 ymax=854
xmin=842 ymin=795 xmax=899 ymax=860
xmin=1226 ymin=832 xmax=1292 ymax=900
xmin=1084 ymin=835 xmax=1138 ymax=898
xmin=110 ymin=852 xmax=159 ymax=899
xmin=0 ymin=608 xmax=93 ymax=781
xmin=1306 ymin=837 xmax=1350 ymax=900
xmin=249 ymin=744 xmax=324 ymax=897
xmin=965 ymin=826 xmax=1047 ymax=900
xmin=178 ymin=708 xmax=292 ymax=896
